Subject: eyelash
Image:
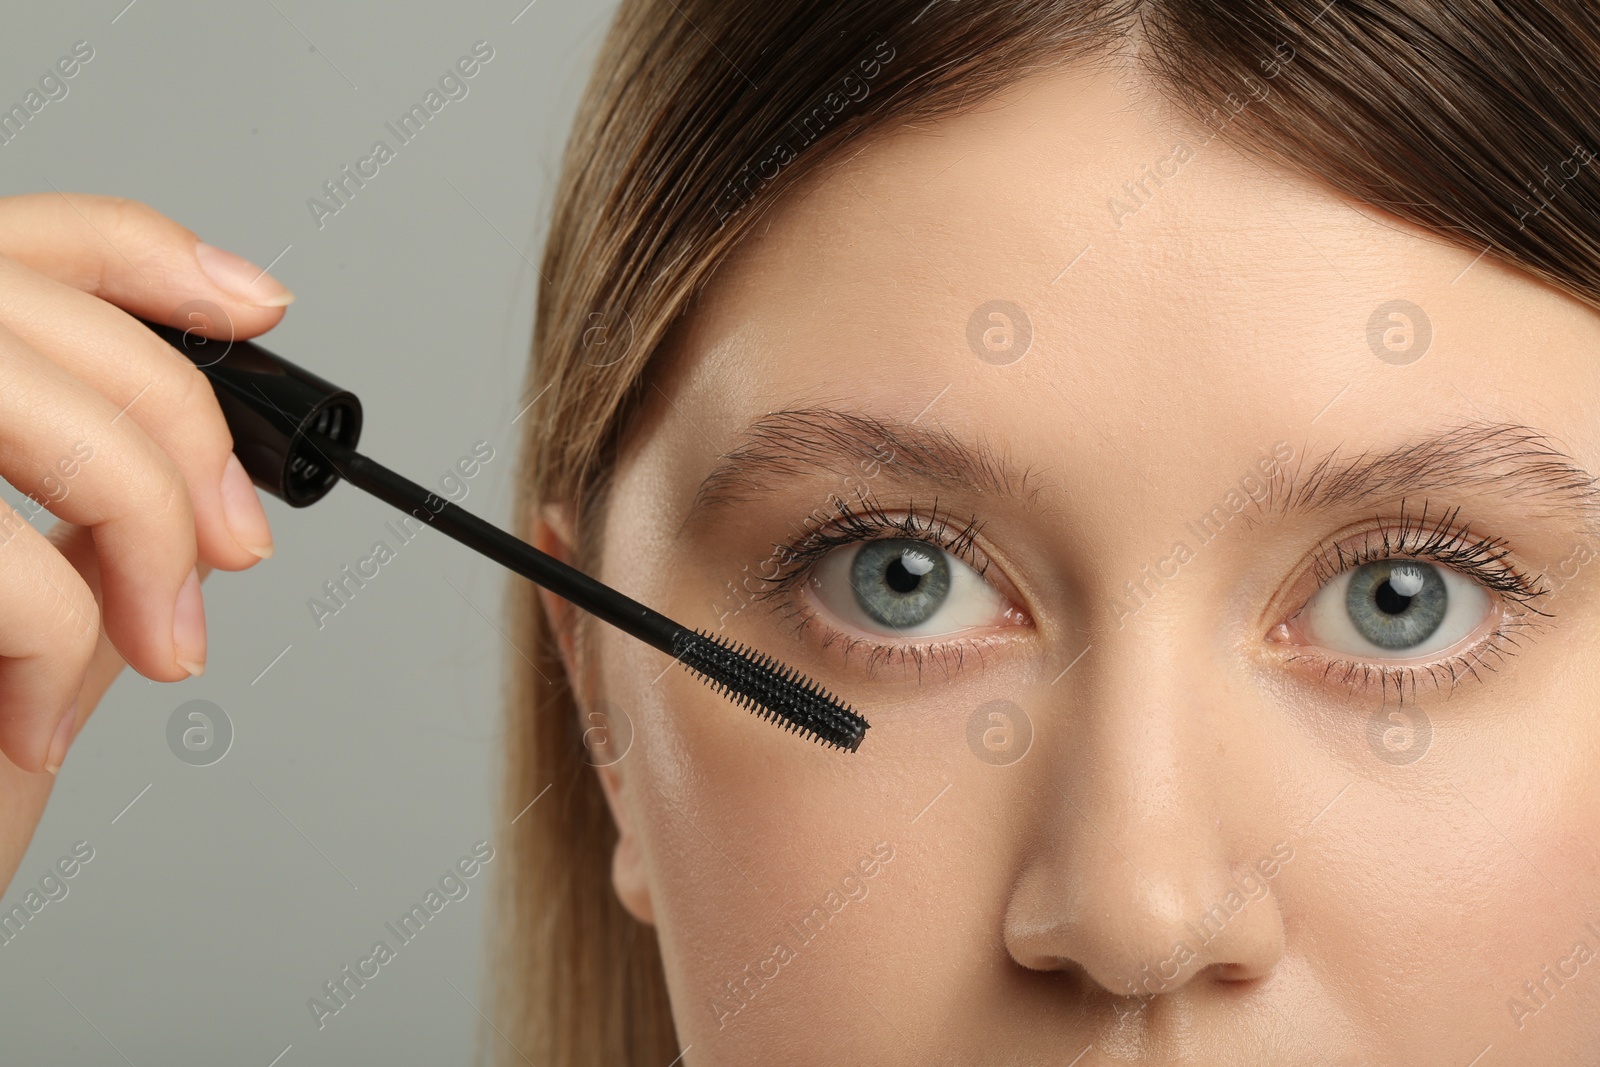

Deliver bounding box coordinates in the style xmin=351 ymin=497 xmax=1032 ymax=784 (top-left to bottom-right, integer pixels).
xmin=749 ymin=495 xmax=1556 ymax=698
xmin=750 ymin=494 xmax=1013 ymax=681
xmin=1285 ymin=500 xmax=1554 ymax=703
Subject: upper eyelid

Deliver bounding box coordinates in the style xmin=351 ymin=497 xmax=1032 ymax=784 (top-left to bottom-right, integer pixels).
xmin=761 ymin=494 xmax=1552 ymax=646
xmin=758 ymin=501 xmax=1556 ymax=699
xmin=1261 ymin=506 xmax=1552 ymax=633
xmin=760 ymin=498 xmax=992 ymax=586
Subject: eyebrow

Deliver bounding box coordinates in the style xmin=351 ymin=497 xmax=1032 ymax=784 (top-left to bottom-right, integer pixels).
xmin=684 ymin=409 xmax=1600 ymax=538
xmin=1263 ymin=421 xmax=1600 ymax=535
xmin=685 ymin=408 xmax=1042 ymax=520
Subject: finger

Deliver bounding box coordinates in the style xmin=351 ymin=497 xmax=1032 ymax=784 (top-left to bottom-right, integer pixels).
xmin=42 ymin=520 xmax=126 ymax=723
xmin=0 ymin=254 xmax=274 ymax=569
xmin=0 ymin=192 xmax=293 ymax=339
xmin=36 ymin=521 xmax=216 ymax=775
xmin=0 ymin=509 xmax=101 ymax=773
xmin=0 ymin=321 xmax=204 ymax=684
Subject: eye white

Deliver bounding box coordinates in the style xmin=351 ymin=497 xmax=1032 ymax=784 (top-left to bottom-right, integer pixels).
xmin=1297 ymin=562 xmax=1491 ymax=659
xmin=808 ymin=541 xmax=1007 ymax=639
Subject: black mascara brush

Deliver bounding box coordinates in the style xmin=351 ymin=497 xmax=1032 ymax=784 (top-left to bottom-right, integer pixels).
xmin=139 ymin=317 xmax=870 ymax=754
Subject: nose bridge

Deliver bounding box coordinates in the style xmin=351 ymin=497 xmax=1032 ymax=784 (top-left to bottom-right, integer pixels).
xmin=1003 ymin=609 xmax=1286 ymax=994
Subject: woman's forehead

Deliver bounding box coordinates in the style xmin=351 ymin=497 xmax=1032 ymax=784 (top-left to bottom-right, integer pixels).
xmin=628 ymin=60 xmax=1600 ymax=535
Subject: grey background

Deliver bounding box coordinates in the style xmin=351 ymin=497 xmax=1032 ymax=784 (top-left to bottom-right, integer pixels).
xmin=0 ymin=1 xmax=621 ymax=1062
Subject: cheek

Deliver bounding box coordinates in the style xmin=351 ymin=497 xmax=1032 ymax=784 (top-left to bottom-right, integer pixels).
xmin=1291 ymin=722 xmax=1600 ymax=1056
xmin=599 ymin=604 xmax=1062 ymax=1057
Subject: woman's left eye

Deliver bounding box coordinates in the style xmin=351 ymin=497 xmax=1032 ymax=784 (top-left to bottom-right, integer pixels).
xmin=1287 ymin=559 xmax=1492 ymax=659
xmin=805 ymin=537 xmax=1013 ymax=638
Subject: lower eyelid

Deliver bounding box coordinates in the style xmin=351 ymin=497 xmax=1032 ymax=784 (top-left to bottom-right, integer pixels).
xmin=1269 ymin=601 xmax=1552 ymax=696
xmin=791 ymin=598 xmax=945 ymax=678
xmin=1270 ymin=603 xmax=1494 ymax=664
xmin=771 ymin=582 xmax=1029 ymax=682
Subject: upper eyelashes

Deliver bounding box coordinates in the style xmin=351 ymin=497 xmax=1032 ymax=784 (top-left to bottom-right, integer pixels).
xmin=752 ymin=495 xmax=1028 ymax=680
xmin=750 ymin=493 xmax=1555 ymax=696
xmin=1269 ymin=501 xmax=1554 ymax=701
xmin=1301 ymin=500 xmax=1550 ymax=608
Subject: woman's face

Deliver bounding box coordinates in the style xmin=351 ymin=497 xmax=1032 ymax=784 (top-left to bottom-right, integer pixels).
xmin=546 ymin=55 xmax=1600 ymax=1065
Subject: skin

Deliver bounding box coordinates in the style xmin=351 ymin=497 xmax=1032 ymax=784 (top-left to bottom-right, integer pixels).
xmin=535 ymin=55 xmax=1600 ymax=1065
xmin=0 ymin=194 xmax=284 ymax=893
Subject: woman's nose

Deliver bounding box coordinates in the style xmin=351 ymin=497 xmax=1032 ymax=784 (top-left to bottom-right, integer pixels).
xmin=1001 ymin=630 xmax=1288 ymax=998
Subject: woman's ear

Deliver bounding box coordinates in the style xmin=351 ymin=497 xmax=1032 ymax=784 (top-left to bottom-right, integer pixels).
xmin=531 ymin=503 xmax=656 ymax=926
xmin=597 ymin=762 xmax=655 ymax=925
xmin=531 ymin=502 xmax=583 ymax=686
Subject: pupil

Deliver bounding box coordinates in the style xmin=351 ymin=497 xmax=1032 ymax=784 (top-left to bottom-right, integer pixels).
xmin=885 ymin=557 xmax=921 ymax=594
xmin=1374 ymin=579 xmax=1412 ymax=615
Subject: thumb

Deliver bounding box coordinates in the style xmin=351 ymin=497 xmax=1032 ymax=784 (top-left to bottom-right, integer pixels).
xmin=0 ymin=192 xmax=293 ymax=340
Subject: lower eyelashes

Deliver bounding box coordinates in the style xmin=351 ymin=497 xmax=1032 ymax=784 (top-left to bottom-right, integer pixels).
xmin=1270 ymin=608 xmax=1551 ymax=703
xmin=747 ymin=497 xmax=1032 ymax=682
xmin=1265 ymin=506 xmax=1556 ymax=700
xmin=748 ymin=494 xmax=1556 ymax=698
xmin=768 ymin=590 xmax=1026 ymax=683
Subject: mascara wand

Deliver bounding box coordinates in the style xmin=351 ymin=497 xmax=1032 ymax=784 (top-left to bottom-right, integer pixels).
xmin=140 ymin=317 xmax=869 ymax=754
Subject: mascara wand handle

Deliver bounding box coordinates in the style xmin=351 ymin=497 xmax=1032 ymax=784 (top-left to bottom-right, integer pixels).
xmin=139 ymin=317 xmax=363 ymax=508
xmin=303 ymin=431 xmax=687 ymax=658
xmin=137 ymin=316 xmax=690 ymax=658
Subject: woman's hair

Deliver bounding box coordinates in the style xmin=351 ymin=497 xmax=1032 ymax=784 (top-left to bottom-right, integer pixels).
xmin=491 ymin=1 xmax=1600 ymax=1062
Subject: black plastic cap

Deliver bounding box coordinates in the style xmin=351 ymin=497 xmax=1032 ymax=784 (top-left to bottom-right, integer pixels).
xmin=140 ymin=318 xmax=363 ymax=507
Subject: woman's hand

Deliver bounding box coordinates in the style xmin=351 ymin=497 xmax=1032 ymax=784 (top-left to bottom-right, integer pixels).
xmin=0 ymin=192 xmax=293 ymax=893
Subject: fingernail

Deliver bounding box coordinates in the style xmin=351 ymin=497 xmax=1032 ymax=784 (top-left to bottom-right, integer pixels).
xmin=44 ymin=699 xmax=78 ymax=775
xmin=220 ymin=452 xmax=274 ymax=559
xmin=195 ymin=240 xmax=295 ymax=308
xmin=173 ymin=567 xmax=206 ymax=677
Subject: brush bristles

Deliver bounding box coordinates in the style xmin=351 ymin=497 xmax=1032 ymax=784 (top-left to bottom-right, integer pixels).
xmin=672 ymin=628 xmax=869 ymax=752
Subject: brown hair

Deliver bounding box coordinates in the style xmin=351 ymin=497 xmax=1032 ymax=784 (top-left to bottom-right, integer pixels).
xmin=491 ymin=1 xmax=1600 ymax=1062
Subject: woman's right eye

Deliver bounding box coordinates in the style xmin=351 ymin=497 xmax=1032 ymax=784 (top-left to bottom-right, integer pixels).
xmin=805 ymin=537 xmax=1016 ymax=639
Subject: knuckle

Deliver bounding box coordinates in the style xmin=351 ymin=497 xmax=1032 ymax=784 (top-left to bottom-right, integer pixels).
xmin=173 ymin=357 xmax=231 ymax=447
xmin=150 ymin=359 xmax=235 ymax=479
xmin=37 ymin=568 xmax=99 ymax=661
xmin=96 ymin=197 xmax=190 ymax=287
xmin=152 ymin=458 xmax=194 ymax=525
xmin=133 ymin=432 xmax=195 ymax=527
xmin=63 ymin=592 xmax=101 ymax=664
xmin=100 ymin=195 xmax=160 ymax=233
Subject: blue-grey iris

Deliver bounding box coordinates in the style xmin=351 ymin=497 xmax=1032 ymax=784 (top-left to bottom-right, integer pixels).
xmin=1345 ymin=560 xmax=1447 ymax=650
xmin=851 ymin=539 xmax=950 ymax=629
